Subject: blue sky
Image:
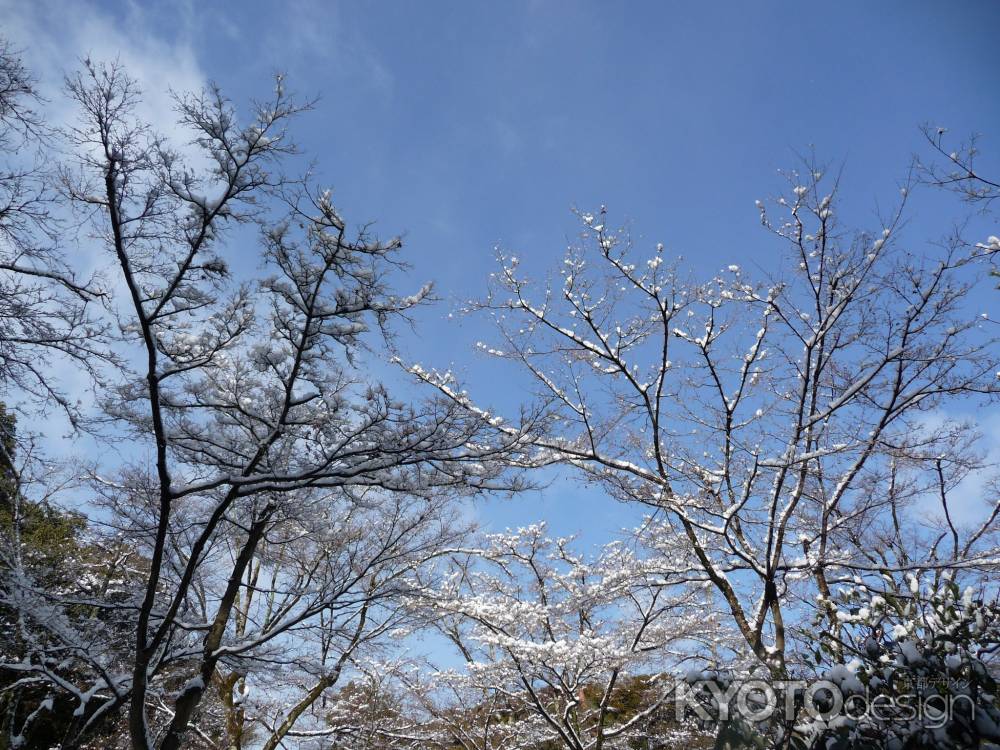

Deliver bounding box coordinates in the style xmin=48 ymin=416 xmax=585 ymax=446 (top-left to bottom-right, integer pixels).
xmin=4 ymin=0 xmax=999 ymax=544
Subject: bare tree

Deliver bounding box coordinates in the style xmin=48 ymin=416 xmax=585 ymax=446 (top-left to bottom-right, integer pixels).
xmin=0 ymin=38 xmax=110 ymax=425
xmin=0 ymin=59 xmax=525 ymax=750
xmin=214 ymin=491 xmax=471 ymax=750
xmin=406 ymin=524 xmax=722 ymax=750
xmin=917 ymin=125 xmax=1000 ymax=212
xmin=407 ymin=165 xmax=1000 ymax=744
xmin=916 ymin=125 xmax=1000 ymax=294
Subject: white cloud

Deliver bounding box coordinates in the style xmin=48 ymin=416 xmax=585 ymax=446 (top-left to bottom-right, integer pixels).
xmin=0 ymin=0 xmax=205 ymax=143
xmin=0 ymin=0 xmax=208 ymax=446
xmin=256 ymin=0 xmax=394 ymax=102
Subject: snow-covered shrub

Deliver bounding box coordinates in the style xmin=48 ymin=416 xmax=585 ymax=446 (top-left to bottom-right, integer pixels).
xmin=802 ymin=578 xmax=1000 ymax=749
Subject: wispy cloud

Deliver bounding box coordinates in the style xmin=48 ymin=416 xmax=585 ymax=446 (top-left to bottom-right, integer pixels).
xmin=0 ymin=0 xmax=208 ymax=446
xmin=248 ymin=0 xmax=395 ymax=103
xmin=0 ymin=0 xmax=205 ymax=140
